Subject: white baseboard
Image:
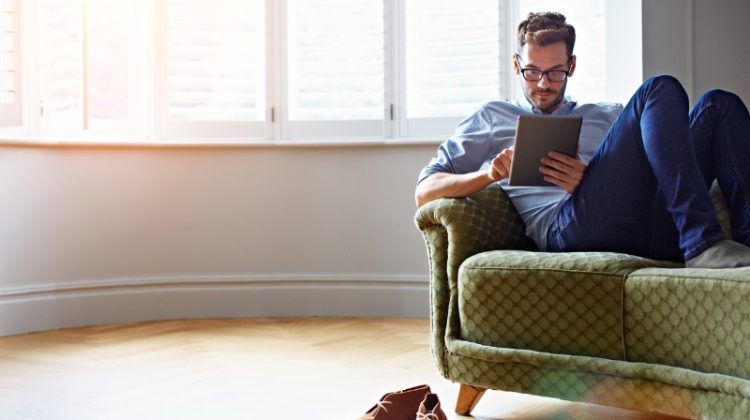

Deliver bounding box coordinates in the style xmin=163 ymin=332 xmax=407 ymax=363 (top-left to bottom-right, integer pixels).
xmin=0 ymin=275 xmax=430 ymax=336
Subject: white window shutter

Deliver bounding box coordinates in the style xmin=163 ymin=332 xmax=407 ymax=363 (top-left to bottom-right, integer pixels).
xmin=158 ymin=0 xmax=266 ymax=140
xmin=281 ymin=0 xmax=384 ymax=140
xmin=402 ymin=0 xmax=507 ymax=138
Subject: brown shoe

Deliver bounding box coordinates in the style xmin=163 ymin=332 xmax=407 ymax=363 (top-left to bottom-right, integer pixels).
xmin=358 ymin=384 xmax=431 ymax=420
xmin=415 ymin=393 xmax=447 ymax=420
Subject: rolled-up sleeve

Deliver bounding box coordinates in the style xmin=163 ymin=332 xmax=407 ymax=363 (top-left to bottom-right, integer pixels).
xmin=417 ymin=105 xmax=506 ymax=184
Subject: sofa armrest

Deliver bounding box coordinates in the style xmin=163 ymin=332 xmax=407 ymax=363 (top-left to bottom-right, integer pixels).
xmin=414 ymin=183 xmax=534 ymax=375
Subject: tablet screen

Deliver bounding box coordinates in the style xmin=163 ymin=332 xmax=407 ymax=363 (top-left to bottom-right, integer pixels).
xmin=508 ymin=115 xmax=582 ymax=187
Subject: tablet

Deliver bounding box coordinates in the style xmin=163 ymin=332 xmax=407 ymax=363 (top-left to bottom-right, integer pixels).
xmin=508 ymin=114 xmax=583 ymax=186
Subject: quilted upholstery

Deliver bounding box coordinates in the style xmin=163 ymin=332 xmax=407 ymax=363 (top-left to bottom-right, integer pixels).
xmin=459 ymin=251 xmax=678 ymax=360
xmin=415 ymin=183 xmax=750 ymax=419
xmin=625 ymin=268 xmax=750 ymax=378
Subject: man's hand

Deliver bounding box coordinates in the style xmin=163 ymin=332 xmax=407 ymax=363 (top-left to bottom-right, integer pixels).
xmin=415 ymin=147 xmax=515 ymax=208
xmin=540 ymin=151 xmax=587 ymax=193
xmin=487 ymin=147 xmax=514 ymax=181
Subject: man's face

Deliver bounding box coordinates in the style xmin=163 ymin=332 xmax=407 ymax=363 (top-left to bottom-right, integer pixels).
xmin=514 ymin=42 xmax=576 ymax=113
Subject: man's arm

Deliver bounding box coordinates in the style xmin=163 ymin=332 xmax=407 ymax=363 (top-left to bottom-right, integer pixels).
xmin=415 ymin=147 xmax=588 ymax=207
xmin=415 ymin=148 xmax=513 ymax=208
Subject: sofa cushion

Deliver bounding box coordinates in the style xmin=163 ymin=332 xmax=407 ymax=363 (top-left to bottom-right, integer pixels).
xmin=624 ymin=267 xmax=750 ymax=379
xmin=457 ymin=250 xmax=676 ymax=360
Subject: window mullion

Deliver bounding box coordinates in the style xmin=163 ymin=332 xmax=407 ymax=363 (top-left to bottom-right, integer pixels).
xmin=21 ymin=0 xmax=40 ymax=136
xmin=383 ymin=0 xmax=396 ymax=138
xmin=81 ymin=0 xmax=89 ymax=130
xmin=153 ymin=0 xmax=167 ymax=140
xmin=508 ymin=0 xmax=520 ymax=102
xmin=267 ymin=0 xmax=282 ymax=141
xmin=136 ymin=0 xmax=153 ymax=140
xmin=277 ymin=0 xmax=289 ymax=139
xmin=392 ymin=0 xmax=406 ymax=138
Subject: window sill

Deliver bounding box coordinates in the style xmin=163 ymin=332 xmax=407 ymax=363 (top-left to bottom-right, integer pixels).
xmin=0 ymin=137 xmax=443 ymax=148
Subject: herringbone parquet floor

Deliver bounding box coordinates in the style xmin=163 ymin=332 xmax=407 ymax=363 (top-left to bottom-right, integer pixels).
xmin=0 ymin=318 xmax=684 ymax=420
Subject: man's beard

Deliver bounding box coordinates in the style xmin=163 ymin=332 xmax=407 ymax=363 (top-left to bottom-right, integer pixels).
xmin=524 ymin=85 xmax=567 ymax=113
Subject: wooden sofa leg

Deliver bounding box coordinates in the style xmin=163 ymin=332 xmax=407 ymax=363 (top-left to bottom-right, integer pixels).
xmin=455 ymin=384 xmax=487 ymax=415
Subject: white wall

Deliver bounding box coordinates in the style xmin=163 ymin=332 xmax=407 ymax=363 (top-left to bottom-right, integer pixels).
xmin=641 ymin=0 xmax=695 ymax=99
xmin=692 ymin=0 xmax=750 ymax=103
xmin=0 ymin=145 xmax=437 ymax=335
xmin=2 ymin=0 xmax=749 ymax=336
xmin=642 ymin=0 xmax=750 ymax=104
xmin=0 ymin=146 xmax=432 ymax=285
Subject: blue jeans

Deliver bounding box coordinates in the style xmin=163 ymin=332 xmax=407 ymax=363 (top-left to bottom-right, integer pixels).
xmin=547 ymin=75 xmax=750 ymax=261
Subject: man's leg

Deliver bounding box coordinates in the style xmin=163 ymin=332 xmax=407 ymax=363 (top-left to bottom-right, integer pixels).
xmin=547 ymin=75 xmax=727 ymax=262
xmin=689 ymin=89 xmax=750 ymax=245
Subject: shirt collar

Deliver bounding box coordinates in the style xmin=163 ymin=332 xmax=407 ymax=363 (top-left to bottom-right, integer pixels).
xmin=516 ymin=97 xmax=577 ymax=115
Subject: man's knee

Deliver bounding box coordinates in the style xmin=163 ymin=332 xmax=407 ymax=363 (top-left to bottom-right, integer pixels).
xmin=642 ymin=74 xmax=686 ymax=96
xmin=697 ymin=89 xmax=746 ymax=111
xmin=635 ymin=75 xmax=688 ymax=107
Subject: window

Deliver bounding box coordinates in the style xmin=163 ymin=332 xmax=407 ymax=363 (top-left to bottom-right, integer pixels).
xmin=516 ymin=0 xmax=642 ymax=106
xmin=0 ymin=0 xmax=21 ymax=127
xmin=403 ymin=0 xmax=508 ymax=137
xmin=37 ymin=0 xmax=143 ymax=138
xmin=157 ymin=0 xmax=266 ymax=140
xmin=4 ymin=0 xmax=641 ymax=143
xmin=281 ymin=0 xmax=384 ymax=139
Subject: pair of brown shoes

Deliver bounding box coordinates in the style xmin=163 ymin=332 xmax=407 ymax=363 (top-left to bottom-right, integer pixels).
xmin=358 ymin=384 xmax=447 ymax=420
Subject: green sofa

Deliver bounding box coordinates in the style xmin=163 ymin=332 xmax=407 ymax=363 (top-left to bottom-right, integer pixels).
xmin=415 ymin=183 xmax=750 ymax=419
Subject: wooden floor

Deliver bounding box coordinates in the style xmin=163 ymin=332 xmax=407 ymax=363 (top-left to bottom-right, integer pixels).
xmin=0 ymin=318 xmax=686 ymax=420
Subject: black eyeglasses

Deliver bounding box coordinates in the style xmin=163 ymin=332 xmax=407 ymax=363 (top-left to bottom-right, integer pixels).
xmin=515 ymin=55 xmax=571 ymax=83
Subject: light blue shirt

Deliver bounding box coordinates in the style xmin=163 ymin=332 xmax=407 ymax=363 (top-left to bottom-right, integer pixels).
xmin=418 ymin=98 xmax=624 ymax=250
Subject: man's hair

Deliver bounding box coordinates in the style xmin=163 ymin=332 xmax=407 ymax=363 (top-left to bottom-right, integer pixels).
xmin=517 ymin=12 xmax=576 ymax=57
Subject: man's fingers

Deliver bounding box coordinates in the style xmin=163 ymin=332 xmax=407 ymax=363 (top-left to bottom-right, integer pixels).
xmin=545 ymin=152 xmax=586 ymax=170
xmin=493 ymin=159 xmax=509 ymax=178
xmin=542 ymin=169 xmax=576 ymax=192
xmin=547 ymin=151 xmax=578 ymax=164
xmin=542 ymin=155 xmax=573 ymax=171
xmin=540 ymin=165 xmax=579 ymax=191
xmin=539 ymin=152 xmax=587 ymax=194
xmin=489 ymin=149 xmax=514 ymax=180
xmin=499 ymin=153 xmax=512 ymax=169
xmin=543 ymin=176 xmax=574 ymax=193
xmin=542 ymin=154 xmax=586 ymax=180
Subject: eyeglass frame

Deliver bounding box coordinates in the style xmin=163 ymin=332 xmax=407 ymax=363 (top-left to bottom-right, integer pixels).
xmin=514 ymin=54 xmax=573 ymax=83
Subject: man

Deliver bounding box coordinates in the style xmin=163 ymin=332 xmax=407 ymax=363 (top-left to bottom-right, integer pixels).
xmin=415 ymin=12 xmax=750 ymax=268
